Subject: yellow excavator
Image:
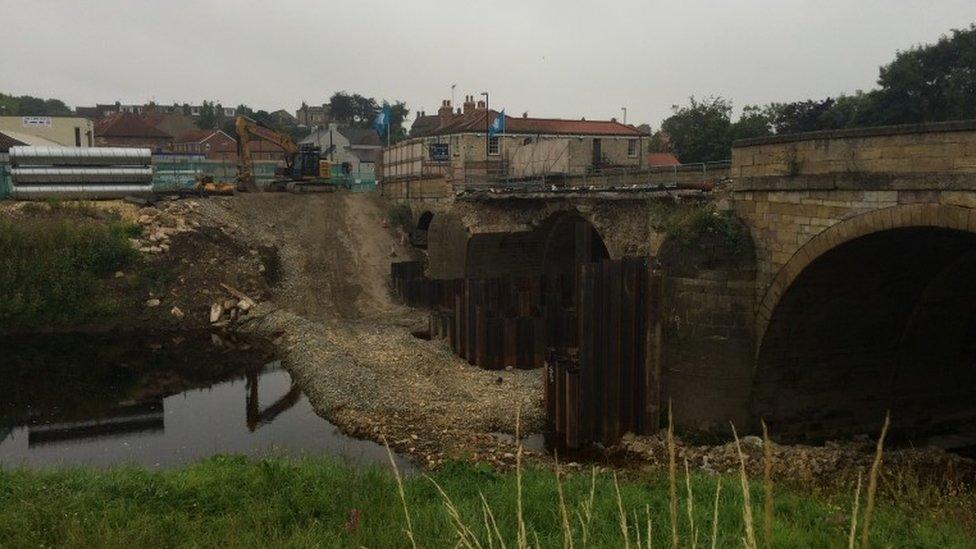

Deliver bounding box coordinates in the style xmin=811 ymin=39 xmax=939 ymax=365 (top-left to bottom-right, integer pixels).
xmin=234 ymin=115 xmax=336 ymax=193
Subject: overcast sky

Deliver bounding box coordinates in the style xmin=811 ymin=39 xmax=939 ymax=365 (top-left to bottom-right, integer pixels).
xmin=1 ymin=1 xmax=974 ymax=127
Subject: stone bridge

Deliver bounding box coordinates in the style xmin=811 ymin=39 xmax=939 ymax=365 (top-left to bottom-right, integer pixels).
xmin=387 ymin=119 xmax=976 ymax=446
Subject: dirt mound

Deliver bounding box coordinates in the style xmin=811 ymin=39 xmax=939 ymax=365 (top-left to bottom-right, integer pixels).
xmin=195 ymin=193 xmax=416 ymax=321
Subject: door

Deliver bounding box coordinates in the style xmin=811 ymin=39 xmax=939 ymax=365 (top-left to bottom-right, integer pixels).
xmin=592 ymin=138 xmax=602 ymax=168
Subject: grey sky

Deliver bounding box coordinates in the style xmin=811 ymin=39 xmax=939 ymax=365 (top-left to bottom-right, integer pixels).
xmin=2 ymin=1 xmax=974 ymax=127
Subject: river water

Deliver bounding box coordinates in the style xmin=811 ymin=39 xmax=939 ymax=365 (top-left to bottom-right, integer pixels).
xmin=0 ymin=333 xmax=412 ymax=471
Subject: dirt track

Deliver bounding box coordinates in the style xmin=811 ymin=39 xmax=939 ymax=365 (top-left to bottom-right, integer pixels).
xmin=200 ymin=193 xmax=404 ymax=321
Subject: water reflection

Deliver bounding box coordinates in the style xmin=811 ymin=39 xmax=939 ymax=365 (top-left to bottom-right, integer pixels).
xmin=0 ymin=334 xmax=412 ymax=472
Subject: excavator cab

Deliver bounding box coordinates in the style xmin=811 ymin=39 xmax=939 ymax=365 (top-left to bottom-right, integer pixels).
xmin=289 ymin=144 xmax=322 ymax=179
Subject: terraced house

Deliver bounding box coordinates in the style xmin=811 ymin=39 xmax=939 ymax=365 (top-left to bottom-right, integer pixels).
xmin=381 ymin=96 xmax=647 ymax=195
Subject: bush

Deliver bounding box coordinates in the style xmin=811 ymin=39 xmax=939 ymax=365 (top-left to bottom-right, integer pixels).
xmin=388 ymin=203 xmax=413 ymax=232
xmin=0 ymin=216 xmax=138 ymax=331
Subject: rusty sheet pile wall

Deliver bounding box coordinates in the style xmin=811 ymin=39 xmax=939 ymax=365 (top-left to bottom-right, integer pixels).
xmin=391 ymin=257 xmax=661 ymax=449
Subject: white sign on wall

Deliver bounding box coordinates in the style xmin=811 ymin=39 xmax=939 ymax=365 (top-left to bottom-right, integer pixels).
xmin=22 ymin=116 xmax=52 ymax=128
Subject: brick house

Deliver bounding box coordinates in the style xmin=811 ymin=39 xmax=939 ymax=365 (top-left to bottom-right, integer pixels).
xmin=170 ymin=129 xmax=237 ymax=159
xmin=384 ymin=96 xmax=648 ymax=183
xmin=94 ymin=112 xmax=173 ymax=150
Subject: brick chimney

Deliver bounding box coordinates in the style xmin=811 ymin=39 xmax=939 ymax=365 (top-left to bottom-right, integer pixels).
xmin=438 ymin=100 xmax=453 ymax=124
xmin=476 ymin=100 xmax=486 ymax=111
xmin=463 ymin=95 xmax=476 ymax=114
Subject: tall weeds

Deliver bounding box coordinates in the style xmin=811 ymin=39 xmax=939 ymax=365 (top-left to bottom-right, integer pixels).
xmin=761 ymin=419 xmax=773 ymax=548
xmin=0 ymin=215 xmax=137 ymax=330
xmin=860 ymin=412 xmax=891 ymax=549
xmin=731 ymin=423 xmax=758 ymax=549
xmin=667 ymin=401 xmax=679 ymax=549
xmin=389 ymin=413 xmax=904 ymax=548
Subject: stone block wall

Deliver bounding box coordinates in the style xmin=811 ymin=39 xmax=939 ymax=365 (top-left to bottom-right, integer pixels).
xmin=732 ymin=120 xmax=976 ymax=340
xmin=662 ymin=275 xmax=755 ymax=430
xmin=732 ymin=120 xmax=976 ymax=179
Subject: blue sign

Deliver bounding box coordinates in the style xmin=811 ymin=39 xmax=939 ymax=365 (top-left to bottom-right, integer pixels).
xmin=429 ymin=143 xmax=449 ymax=161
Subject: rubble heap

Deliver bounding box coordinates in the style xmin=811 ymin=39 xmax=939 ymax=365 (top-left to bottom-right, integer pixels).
xmin=132 ymin=199 xmax=201 ymax=254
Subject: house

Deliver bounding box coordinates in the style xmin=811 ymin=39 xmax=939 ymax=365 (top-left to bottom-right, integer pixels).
xmin=0 ymin=116 xmax=95 ymax=148
xmin=0 ymin=131 xmax=29 ymax=162
xmin=409 ymin=111 xmax=440 ymax=137
xmin=143 ymin=113 xmax=200 ymax=141
xmin=94 ymin=112 xmax=173 ymax=150
xmin=271 ymin=109 xmax=299 ymax=127
xmin=384 ymin=96 xmax=648 ymax=183
xmin=76 ymin=102 xmax=236 ymax=120
xmin=296 ymin=103 xmax=329 ymax=127
xmin=299 ymin=123 xmax=382 ymax=174
xmin=170 ymin=129 xmax=237 ymax=160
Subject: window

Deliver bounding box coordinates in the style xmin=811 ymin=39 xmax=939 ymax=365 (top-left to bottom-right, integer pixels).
xmin=488 ymin=136 xmax=500 ymax=156
xmin=74 ymin=127 xmax=81 ymax=147
xmin=627 ymin=138 xmax=638 ymax=157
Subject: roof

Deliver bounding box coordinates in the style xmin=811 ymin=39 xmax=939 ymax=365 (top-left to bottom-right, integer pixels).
xmin=410 ymin=115 xmax=440 ymax=137
xmin=420 ymin=109 xmax=644 ymax=137
xmin=0 ymin=131 xmax=27 ymax=153
xmin=0 ymin=129 xmax=59 ymax=149
xmin=209 ymin=139 xmax=287 ymax=154
xmin=337 ymin=127 xmax=382 ymax=146
xmin=349 ymin=148 xmax=377 ymax=163
xmin=95 ymin=112 xmax=172 ymax=139
xmin=174 ymin=128 xmax=235 ymax=144
xmin=647 ymin=152 xmax=680 ymax=166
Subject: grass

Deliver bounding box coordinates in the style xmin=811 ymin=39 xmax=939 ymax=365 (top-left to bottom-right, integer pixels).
xmin=0 ymin=453 xmax=971 ymax=548
xmin=0 ymin=205 xmax=138 ymax=331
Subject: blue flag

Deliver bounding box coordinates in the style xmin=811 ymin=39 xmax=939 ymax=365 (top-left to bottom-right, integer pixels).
xmin=489 ymin=109 xmax=505 ymax=136
xmin=373 ymin=104 xmax=391 ymax=136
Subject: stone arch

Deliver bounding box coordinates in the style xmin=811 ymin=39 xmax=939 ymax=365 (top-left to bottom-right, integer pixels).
xmin=540 ymin=210 xmax=610 ymax=279
xmin=461 ymin=209 xmax=610 ymax=281
xmin=756 ymin=204 xmax=976 ymax=345
xmin=416 ymin=210 xmax=434 ymax=232
xmin=753 ymin=204 xmax=976 ymax=445
xmin=410 ymin=210 xmax=435 ymax=249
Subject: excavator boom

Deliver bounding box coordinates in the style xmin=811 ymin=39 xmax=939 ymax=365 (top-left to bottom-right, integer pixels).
xmin=235 ymin=115 xmax=300 ymax=192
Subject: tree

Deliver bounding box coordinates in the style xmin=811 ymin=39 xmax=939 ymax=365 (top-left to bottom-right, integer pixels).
xmin=661 ymin=96 xmax=733 ymax=163
xmin=0 ymin=93 xmax=71 ymax=116
xmin=871 ymin=25 xmax=976 ymax=124
xmin=730 ymin=105 xmax=772 ymax=141
xmin=389 ymin=101 xmax=409 ymax=131
xmin=329 ymin=92 xmax=356 ymax=124
xmin=351 ymin=94 xmax=378 ymax=127
xmin=765 ymin=98 xmax=835 ymax=134
xmin=196 ymin=100 xmax=220 ymax=129
xmin=818 ymin=92 xmax=879 ymax=129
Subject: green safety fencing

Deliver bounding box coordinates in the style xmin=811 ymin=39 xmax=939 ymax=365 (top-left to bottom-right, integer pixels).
xmin=152 ymin=161 xmax=278 ymax=192
xmin=152 ymin=161 xmax=376 ymax=193
xmin=0 ymin=164 xmax=10 ymax=199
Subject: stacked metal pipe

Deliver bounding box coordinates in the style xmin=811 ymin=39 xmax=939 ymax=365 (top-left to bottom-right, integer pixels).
xmin=10 ymin=146 xmax=153 ymax=199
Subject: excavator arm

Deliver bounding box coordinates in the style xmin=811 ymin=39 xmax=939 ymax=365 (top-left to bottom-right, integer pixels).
xmin=235 ymin=115 xmax=299 ymax=192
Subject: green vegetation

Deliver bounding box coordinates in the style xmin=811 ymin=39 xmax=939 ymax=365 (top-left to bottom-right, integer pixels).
xmin=388 ymin=203 xmax=414 ymax=233
xmin=0 ymin=456 xmax=971 ymax=548
xmin=659 ymin=24 xmax=976 ymax=162
xmin=0 ymin=204 xmax=139 ymax=331
xmin=663 ymin=205 xmax=753 ymax=261
xmin=0 ymin=92 xmax=72 ymax=116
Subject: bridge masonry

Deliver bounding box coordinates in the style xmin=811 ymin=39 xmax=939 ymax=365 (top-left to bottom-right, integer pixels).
xmin=732 ymin=120 xmax=976 ymax=343
xmin=385 ymin=119 xmax=976 ymax=445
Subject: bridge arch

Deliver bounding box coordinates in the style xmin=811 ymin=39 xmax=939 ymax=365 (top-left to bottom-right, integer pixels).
xmin=757 ymin=204 xmax=976 ymax=342
xmin=753 ymin=204 xmax=976 ymax=445
xmin=463 ymin=209 xmax=609 ymax=280
xmin=410 ymin=210 xmax=435 ymax=249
